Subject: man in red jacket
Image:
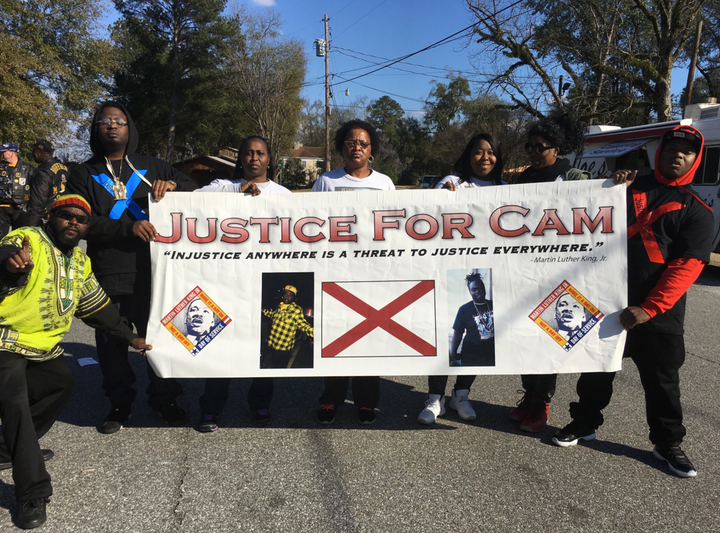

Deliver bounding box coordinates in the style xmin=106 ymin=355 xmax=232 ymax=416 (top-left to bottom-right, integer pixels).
xmin=552 ymin=125 xmax=713 ymax=478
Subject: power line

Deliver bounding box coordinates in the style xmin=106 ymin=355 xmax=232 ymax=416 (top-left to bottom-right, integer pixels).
xmin=335 ymin=0 xmax=526 ymax=85
xmin=334 ymin=0 xmax=390 ymax=38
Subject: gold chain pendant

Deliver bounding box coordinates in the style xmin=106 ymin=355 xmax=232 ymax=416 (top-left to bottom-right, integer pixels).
xmin=112 ymin=180 xmax=127 ymax=200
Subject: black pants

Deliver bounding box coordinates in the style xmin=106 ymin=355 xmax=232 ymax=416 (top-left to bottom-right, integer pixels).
xmin=520 ymin=373 xmax=557 ymax=402
xmin=0 ymin=205 xmax=29 ymax=238
xmin=95 ymin=294 xmax=182 ymax=410
xmin=569 ymin=329 xmax=686 ymax=445
xmin=428 ymin=375 xmax=476 ymax=395
xmin=0 ymin=351 xmax=74 ymax=500
xmin=199 ymin=378 xmax=274 ymax=414
xmin=320 ymin=377 xmax=379 ymax=409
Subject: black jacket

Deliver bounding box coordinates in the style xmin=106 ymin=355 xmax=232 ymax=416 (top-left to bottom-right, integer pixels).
xmin=28 ymin=157 xmax=69 ymax=225
xmin=67 ymin=101 xmax=196 ymax=295
xmin=0 ymin=158 xmax=35 ymax=205
xmin=627 ymin=174 xmax=713 ymax=335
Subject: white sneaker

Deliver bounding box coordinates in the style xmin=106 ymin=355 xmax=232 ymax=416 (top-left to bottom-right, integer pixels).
xmin=449 ymin=389 xmax=476 ymax=421
xmin=418 ymin=394 xmax=445 ymax=425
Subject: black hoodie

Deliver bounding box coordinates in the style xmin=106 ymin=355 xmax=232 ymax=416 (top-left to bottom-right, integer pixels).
xmin=67 ymin=101 xmax=196 ymax=295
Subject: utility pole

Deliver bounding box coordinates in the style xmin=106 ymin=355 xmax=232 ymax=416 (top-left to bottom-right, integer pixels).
xmin=324 ymin=14 xmax=331 ymax=172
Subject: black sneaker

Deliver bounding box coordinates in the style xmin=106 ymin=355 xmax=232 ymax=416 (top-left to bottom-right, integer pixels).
xmin=99 ymin=406 xmax=131 ymax=434
xmin=552 ymin=421 xmax=597 ymax=447
xmin=0 ymin=450 xmax=53 ymax=471
xmin=197 ymin=414 xmax=219 ymax=433
xmin=16 ymin=497 xmax=49 ymax=529
xmin=653 ymin=442 xmax=697 ymax=478
xmin=157 ymin=403 xmax=187 ymax=427
xmin=358 ymin=407 xmax=377 ymax=425
xmin=253 ymin=408 xmax=272 ymax=426
xmin=317 ymin=404 xmax=336 ymax=425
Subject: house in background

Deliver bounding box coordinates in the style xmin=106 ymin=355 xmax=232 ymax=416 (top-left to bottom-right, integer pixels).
xmin=278 ymin=144 xmax=324 ymax=186
xmin=173 ymin=147 xmax=237 ymax=187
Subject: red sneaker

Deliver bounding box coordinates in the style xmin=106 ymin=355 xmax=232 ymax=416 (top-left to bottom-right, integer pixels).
xmin=508 ymin=391 xmax=532 ymax=422
xmin=520 ymin=398 xmax=550 ymax=432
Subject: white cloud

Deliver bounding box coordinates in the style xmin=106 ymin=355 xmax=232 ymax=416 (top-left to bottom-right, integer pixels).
xmin=252 ymin=0 xmax=276 ymax=6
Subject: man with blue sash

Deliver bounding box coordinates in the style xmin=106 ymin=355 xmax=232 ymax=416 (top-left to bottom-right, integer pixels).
xmin=68 ymin=101 xmax=197 ymax=433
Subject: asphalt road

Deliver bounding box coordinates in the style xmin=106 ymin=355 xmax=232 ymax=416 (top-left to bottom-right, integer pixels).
xmin=1 ymin=268 xmax=719 ymax=532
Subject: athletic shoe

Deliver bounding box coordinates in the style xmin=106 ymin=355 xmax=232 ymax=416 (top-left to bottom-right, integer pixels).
xmin=552 ymin=421 xmax=597 ymax=447
xmin=357 ymin=407 xmax=377 ymax=425
xmin=317 ymin=404 xmax=336 ymax=425
xmin=0 ymin=450 xmax=53 ymax=471
xmin=519 ymin=397 xmax=549 ymax=432
xmin=653 ymin=442 xmax=697 ymax=478
xmin=197 ymin=414 xmax=219 ymax=432
xmin=508 ymin=391 xmax=532 ymax=422
xmin=157 ymin=403 xmax=187 ymax=427
xmin=417 ymin=394 xmax=446 ymax=425
xmin=16 ymin=497 xmax=49 ymax=529
xmin=253 ymin=409 xmax=272 ymax=426
xmin=99 ymin=406 xmax=131 ymax=434
xmin=448 ymin=389 xmax=476 ymax=421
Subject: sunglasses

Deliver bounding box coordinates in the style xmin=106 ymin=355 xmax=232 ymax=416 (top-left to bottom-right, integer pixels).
xmin=96 ymin=117 xmax=128 ymax=127
xmin=525 ymin=142 xmax=556 ymax=154
xmin=344 ymin=140 xmax=371 ymax=150
xmin=53 ymin=209 xmax=90 ymax=224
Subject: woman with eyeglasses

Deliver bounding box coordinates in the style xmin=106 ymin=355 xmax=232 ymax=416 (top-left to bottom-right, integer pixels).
xmin=419 ymin=133 xmax=505 ymax=425
xmin=312 ymin=119 xmax=394 ymax=426
xmin=510 ymin=110 xmax=589 ymax=433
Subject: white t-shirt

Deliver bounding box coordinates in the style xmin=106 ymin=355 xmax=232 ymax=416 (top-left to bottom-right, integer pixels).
xmin=311 ymin=167 xmax=395 ymax=192
xmin=435 ymin=174 xmax=507 ymax=189
xmin=198 ymin=178 xmax=291 ymax=194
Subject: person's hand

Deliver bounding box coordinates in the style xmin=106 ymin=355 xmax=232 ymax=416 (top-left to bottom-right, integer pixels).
xmin=152 ymin=179 xmax=176 ymax=201
xmin=441 ymin=181 xmax=457 ymax=191
xmin=5 ymin=235 xmax=34 ymax=273
xmin=240 ymin=182 xmax=261 ymax=196
xmin=130 ymin=338 xmax=153 ymax=354
xmin=610 ymin=170 xmax=637 ymax=187
xmin=619 ymin=306 xmax=651 ymax=330
xmin=132 ymin=220 xmax=158 ymax=242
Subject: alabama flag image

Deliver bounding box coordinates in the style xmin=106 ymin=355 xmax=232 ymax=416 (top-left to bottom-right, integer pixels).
xmin=321 ymin=280 xmax=437 ymax=358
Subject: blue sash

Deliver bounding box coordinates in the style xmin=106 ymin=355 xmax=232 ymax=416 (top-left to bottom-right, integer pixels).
xmin=91 ymin=170 xmax=149 ymax=221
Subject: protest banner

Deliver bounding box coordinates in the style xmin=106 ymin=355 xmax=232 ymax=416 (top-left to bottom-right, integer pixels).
xmin=146 ymin=179 xmax=627 ymax=378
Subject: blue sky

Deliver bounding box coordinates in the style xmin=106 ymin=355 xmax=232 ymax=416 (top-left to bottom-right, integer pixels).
xmin=102 ymin=0 xmax=692 ymax=119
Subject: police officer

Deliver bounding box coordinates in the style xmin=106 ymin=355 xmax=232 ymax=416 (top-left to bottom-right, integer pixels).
xmin=28 ymin=139 xmax=68 ymax=226
xmin=0 ymin=142 xmax=34 ymax=237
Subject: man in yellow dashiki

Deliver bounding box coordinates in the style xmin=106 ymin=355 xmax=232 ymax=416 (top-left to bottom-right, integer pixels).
xmin=0 ymin=194 xmax=150 ymax=530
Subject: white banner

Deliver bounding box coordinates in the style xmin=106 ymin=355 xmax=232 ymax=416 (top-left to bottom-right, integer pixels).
xmin=146 ymin=180 xmax=627 ymax=377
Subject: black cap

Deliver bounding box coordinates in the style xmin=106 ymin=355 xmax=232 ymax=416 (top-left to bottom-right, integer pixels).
xmin=33 ymin=139 xmax=54 ymax=153
xmin=661 ymin=126 xmax=702 ymax=153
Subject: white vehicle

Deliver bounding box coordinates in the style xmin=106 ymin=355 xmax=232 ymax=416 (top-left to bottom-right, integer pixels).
xmin=575 ymin=100 xmax=720 ymax=249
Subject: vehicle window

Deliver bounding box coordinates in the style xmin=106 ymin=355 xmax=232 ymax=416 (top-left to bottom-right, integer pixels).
xmin=696 ymin=146 xmax=720 ymax=185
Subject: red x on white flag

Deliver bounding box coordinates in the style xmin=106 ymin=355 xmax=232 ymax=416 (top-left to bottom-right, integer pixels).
xmin=321 ymin=280 xmax=437 ymax=357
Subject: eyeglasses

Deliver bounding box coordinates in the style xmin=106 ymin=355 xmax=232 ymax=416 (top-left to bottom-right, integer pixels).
xmin=97 ymin=117 xmax=128 ymax=127
xmin=53 ymin=209 xmax=90 ymax=224
xmin=524 ymin=142 xmax=556 ymax=154
xmin=344 ymin=140 xmax=371 ymax=150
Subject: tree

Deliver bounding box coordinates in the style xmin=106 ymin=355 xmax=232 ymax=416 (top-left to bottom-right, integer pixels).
xmin=0 ymin=0 xmax=115 ymax=157
xmin=222 ymin=9 xmax=306 ymax=172
xmin=280 ymin=157 xmax=310 ymax=190
xmin=113 ymin=0 xmax=238 ymax=161
xmin=297 ymin=100 xmax=326 ymax=147
xmin=467 ymin=0 xmax=704 ymax=123
xmin=424 ymin=75 xmax=471 ymax=131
